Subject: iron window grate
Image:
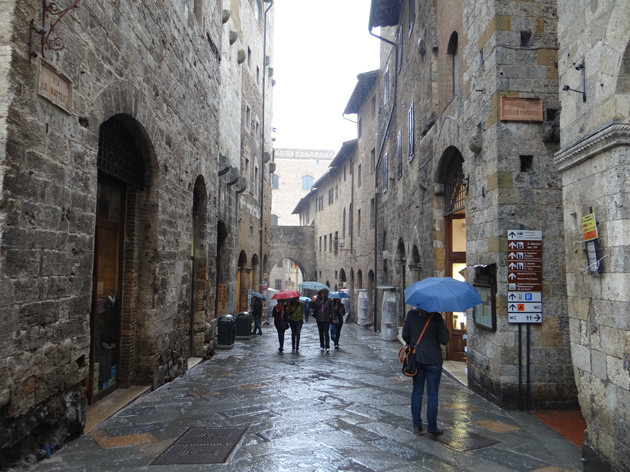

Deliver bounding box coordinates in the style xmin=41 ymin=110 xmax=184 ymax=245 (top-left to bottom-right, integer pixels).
xmin=444 ymin=165 xmax=465 ymax=215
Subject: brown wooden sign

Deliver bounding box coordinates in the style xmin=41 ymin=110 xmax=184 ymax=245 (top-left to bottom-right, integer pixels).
xmin=500 ymin=97 xmax=543 ymax=122
xmin=38 ymin=59 xmax=72 ymax=113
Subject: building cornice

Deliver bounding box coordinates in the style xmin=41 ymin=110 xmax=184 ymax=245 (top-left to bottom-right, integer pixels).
xmin=554 ymin=120 xmax=630 ymax=171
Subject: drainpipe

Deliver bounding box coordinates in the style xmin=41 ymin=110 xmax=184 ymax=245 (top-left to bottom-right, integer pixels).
xmin=259 ymin=0 xmax=273 ymax=295
xmin=369 ymin=24 xmax=399 ymax=332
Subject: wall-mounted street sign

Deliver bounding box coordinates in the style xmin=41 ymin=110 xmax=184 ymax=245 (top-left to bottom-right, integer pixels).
xmin=582 ymin=213 xmax=598 ymax=241
xmin=500 ymin=97 xmax=543 ymax=122
xmin=38 ymin=59 xmax=72 ymax=113
xmin=507 ymin=230 xmax=542 ymax=323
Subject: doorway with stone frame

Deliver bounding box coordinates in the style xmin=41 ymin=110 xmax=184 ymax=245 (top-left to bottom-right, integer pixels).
xmin=90 ymin=115 xmax=152 ymax=405
xmin=439 ymin=147 xmax=468 ymax=362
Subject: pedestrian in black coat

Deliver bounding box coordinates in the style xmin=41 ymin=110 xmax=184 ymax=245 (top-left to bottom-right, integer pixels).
xmin=272 ymin=302 xmax=289 ymax=352
xmin=251 ymin=297 xmax=263 ymax=335
xmin=312 ymin=289 xmax=334 ymax=351
xmin=330 ymin=298 xmax=345 ymax=348
xmin=402 ymin=308 xmax=449 ymax=435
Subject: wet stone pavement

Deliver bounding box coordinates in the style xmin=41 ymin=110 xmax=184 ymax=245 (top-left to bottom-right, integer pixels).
xmin=26 ymin=320 xmax=582 ymax=472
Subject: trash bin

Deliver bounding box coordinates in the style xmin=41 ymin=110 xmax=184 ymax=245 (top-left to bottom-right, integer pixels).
xmin=217 ymin=314 xmax=235 ymax=349
xmin=235 ymin=311 xmax=252 ymax=340
xmin=381 ymin=290 xmax=398 ymax=341
xmin=357 ymin=290 xmax=369 ymax=326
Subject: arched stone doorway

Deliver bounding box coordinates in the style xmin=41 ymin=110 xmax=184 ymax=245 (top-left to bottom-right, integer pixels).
xmin=190 ymin=176 xmax=208 ymax=358
xmin=396 ymin=238 xmax=406 ymax=326
xmin=215 ymin=221 xmax=229 ymax=316
xmin=90 ymin=114 xmax=157 ymax=404
xmin=348 ymin=268 xmax=355 ymax=323
xmin=368 ymin=270 xmax=375 ymax=326
xmin=251 ymin=254 xmax=260 ymax=301
xmin=339 ymin=268 xmax=347 ymax=290
xmin=437 ymin=146 xmax=467 ymax=361
xmin=237 ymin=251 xmax=250 ymax=312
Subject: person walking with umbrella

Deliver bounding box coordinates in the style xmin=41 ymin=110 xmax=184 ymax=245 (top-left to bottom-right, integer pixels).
xmin=286 ymin=297 xmax=305 ymax=352
xmin=330 ymin=298 xmax=344 ymax=349
xmin=312 ymin=287 xmax=334 ymax=351
xmin=328 ymin=291 xmax=348 ymax=349
xmin=272 ymin=301 xmax=289 ymax=352
xmin=402 ymin=308 xmax=449 ymax=435
xmin=251 ymin=295 xmax=263 ymax=335
xmin=402 ymin=277 xmax=482 ymax=435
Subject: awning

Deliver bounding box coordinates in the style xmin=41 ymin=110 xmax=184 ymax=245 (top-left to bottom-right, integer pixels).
xmin=344 ymin=70 xmax=379 ymax=115
xmin=329 ymin=140 xmax=358 ymax=169
xmin=369 ymin=0 xmax=401 ymax=29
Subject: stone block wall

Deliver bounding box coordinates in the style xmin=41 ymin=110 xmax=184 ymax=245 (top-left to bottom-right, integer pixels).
xmin=368 ymin=0 xmax=575 ymax=410
xmin=0 ymin=0 xmax=234 ymax=466
xmin=555 ymin=1 xmax=630 ymax=468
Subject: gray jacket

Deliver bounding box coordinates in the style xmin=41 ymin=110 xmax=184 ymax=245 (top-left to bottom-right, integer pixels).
xmin=402 ymin=309 xmax=449 ymax=365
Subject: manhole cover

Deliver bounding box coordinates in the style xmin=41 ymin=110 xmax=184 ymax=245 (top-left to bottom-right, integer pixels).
xmin=429 ymin=428 xmax=500 ymax=452
xmin=151 ymin=427 xmax=247 ymax=465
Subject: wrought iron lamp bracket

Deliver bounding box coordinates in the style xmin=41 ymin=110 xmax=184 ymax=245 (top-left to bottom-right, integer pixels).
xmin=42 ymin=0 xmax=118 ymax=60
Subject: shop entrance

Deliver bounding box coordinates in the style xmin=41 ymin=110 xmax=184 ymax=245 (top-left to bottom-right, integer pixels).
xmin=90 ymin=116 xmax=145 ymax=404
xmin=442 ymin=150 xmax=467 ymax=362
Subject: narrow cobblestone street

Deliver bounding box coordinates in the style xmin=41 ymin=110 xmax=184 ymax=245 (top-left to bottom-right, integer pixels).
xmin=26 ymin=321 xmax=582 ymax=472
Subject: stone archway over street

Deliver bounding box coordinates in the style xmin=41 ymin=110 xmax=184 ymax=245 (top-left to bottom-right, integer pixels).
xmin=269 ymin=226 xmax=316 ymax=281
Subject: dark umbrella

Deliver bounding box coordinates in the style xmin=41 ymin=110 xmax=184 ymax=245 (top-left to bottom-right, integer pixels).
xmin=298 ymin=281 xmax=329 ymax=291
xmin=404 ymin=277 xmax=482 ymax=312
xmin=271 ymin=290 xmax=301 ymax=300
xmin=248 ymin=290 xmax=266 ymax=300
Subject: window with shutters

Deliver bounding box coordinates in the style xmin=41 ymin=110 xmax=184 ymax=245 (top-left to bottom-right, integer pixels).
xmin=397 ymin=130 xmax=403 ymax=180
xmin=383 ymin=153 xmax=389 ymax=193
xmin=408 ymin=102 xmax=415 ymax=162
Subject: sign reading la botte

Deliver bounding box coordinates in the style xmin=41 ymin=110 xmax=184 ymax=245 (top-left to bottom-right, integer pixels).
xmin=507 ymin=230 xmax=543 ymax=323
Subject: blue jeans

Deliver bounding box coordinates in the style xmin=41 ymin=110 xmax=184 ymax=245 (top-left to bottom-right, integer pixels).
xmin=289 ymin=319 xmax=303 ymax=350
xmin=411 ymin=364 xmax=442 ymax=430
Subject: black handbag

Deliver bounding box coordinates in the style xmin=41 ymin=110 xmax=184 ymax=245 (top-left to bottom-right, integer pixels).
xmin=398 ymin=314 xmax=433 ymax=377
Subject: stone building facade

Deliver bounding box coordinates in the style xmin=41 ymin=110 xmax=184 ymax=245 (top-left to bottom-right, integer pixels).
xmin=293 ymin=0 xmax=630 ymax=468
xmin=268 ymin=148 xmax=332 ymax=290
xmin=0 ymin=0 xmax=273 ymax=466
xmin=220 ymin=0 xmax=275 ymax=314
xmin=554 ymin=1 xmax=630 ymax=470
xmin=272 ymin=148 xmax=334 ymax=227
xmin=299 ymin=0 xmax=574 ymax=408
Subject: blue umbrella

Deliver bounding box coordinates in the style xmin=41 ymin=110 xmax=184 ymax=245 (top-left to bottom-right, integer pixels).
xmin=404 ymin=277 xmax=482 ymax=312
xmin=328 ymin=291 xmax=350 ymax=299
xmin=248 ymin=290 xmax=266 ymax=300
xmin=299 ymin=297 xmax=310 ymax=302
xmin=298 ymin=281 xmax=330 ymax=291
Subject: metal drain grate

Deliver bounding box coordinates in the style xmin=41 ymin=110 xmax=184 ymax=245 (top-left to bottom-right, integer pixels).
xmin=429 ymin=428 xmax=500 ymax=452
xmin=151 ymin=427 xmax=247 ymax=465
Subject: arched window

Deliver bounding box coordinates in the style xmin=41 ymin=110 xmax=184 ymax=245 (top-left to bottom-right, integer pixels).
xmin=271 ymin=214 xmax=278 ymax=226
xmin=272 ymin=174 xmax=279 ymax=189
xmin=302 ymin=175 xmax=313 ymax=190
xmin=448 ymin=32 xmax=459 ymax=96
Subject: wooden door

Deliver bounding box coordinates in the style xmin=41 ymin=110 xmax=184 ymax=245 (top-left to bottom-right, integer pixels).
xmin=90 ymin=179 xmax=125 ymax=403
xmin=445 ymin=212 xmax=467 ymax=362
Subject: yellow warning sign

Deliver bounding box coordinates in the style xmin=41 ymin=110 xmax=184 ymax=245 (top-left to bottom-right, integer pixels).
xmin=581 ymin=214 xmax=598 ymax=241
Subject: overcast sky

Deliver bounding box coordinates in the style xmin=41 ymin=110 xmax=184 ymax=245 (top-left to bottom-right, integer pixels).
xmin=271 ymin=0 xmax=380 ymax=153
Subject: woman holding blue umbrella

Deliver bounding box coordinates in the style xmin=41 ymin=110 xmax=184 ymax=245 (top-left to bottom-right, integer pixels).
xmin=402 ymin=308 xmax=449 ymax=436
xmin=402 ymin=277 xmax=481 ymax=436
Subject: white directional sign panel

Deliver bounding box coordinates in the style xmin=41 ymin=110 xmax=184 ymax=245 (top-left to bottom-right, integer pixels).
xmin=507 ymin=230 xmax=543 ymax=323
xmin=508 ymin=313 xmax=542 ymax=323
